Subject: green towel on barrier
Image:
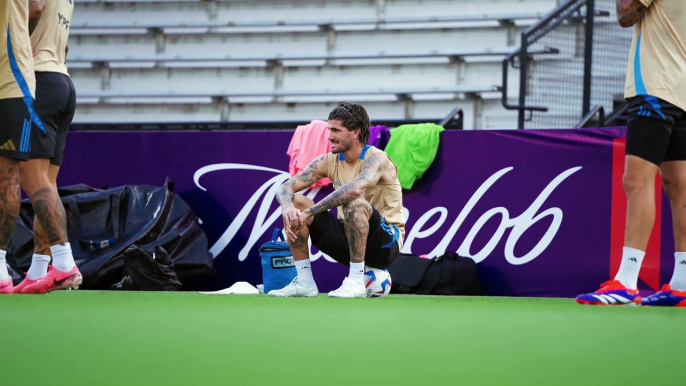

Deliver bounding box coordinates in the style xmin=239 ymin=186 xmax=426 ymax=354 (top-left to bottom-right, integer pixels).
xmin=385 ymin=123 xmax=445 ymax=190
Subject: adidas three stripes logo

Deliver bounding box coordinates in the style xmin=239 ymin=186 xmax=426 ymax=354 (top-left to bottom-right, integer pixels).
xmin=591 ymin=294 xmax=632 ymax=304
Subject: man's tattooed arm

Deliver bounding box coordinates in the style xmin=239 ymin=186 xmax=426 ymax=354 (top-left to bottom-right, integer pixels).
xmin=275 ymin=155 xmax=328 ymax=208
xmin=28 ymin=0 xmax=46 ymax=35
xmin=616 ymin=0 xmax=648 ymax=28
xmin=303 ymin=153 xmax=385 ymax=217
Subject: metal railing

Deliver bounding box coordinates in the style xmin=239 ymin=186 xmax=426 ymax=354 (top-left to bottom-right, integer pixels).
xmin=70 ymin=111 xmax=465 ymax=131
xmin=575 ymin=105 xmax=605 ymax=128
xmin=502 ymin=0 xmax=591 ymax=128
xmin=501 ymin=0 xmax=631 ymax=129
xmin=438 ymin=106 xmax=464 ymax=130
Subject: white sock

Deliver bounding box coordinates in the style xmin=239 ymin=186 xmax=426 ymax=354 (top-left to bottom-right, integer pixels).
xmin=348 ymin=262 xmax=365 ymax=285
xmin=27 ymin=254 xmax=51 ymax=280
xmin=50 ymin=243 xmax=75 ymax=272
xmin=669 ymin=252 xmax=686 ymax=290
xmin=0 ymin=249 xmax=9 ymax=281
xmin=295 ymin=259 xmax=315 ymax=287
xmin=613 ymin=246 xmax=645 ymax=289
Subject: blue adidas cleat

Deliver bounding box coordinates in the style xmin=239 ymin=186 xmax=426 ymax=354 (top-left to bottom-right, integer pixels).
xmin=575 ymin=280 xmax=641 ymax=305
xmin=641 ymin=284 xmax=686 ymax=307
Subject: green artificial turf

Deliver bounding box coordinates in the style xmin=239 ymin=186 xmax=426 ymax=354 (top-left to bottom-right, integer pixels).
xmin=0 ymin=292 xmax=683 ymax=386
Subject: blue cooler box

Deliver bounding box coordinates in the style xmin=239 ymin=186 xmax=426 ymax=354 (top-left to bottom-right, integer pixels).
xmin=259 ymin=228 xmax=297 ymax=293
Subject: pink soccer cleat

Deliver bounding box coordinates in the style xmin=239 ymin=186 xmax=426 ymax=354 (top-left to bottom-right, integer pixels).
xmin=21 ymin=265 xmax=82 ymax=294
xmin=0 ymin=278 xmax=14 ymax=294
xmin=13 ymin=276 xmax=40 ymax=294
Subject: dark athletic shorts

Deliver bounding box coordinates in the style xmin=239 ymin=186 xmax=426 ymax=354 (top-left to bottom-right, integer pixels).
xmin=626 ymin=95 xmax=686 ymax=166
xmin=309 ymin=207 xmax=401 ymax=269
xmin=0 ymin=97 xmax=33 ymax=161
xmin=30 ymin=72 xmax=76 ymax=165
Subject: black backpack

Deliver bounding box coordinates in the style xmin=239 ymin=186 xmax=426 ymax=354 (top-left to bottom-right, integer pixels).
xmin=111 ymin=245 xmax=182 ymax=291
xmin=387 ymin=252 xmax=482 ymax=296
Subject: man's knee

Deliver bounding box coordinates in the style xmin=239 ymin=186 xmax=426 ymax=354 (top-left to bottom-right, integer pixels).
xmin=661 ymin=172 xmax=686 ymax=198
xmin=623 ymin=173 xmax=654 ymax=196
xmin=19 ymin=159 xmax=51 ymax=195
xmin=342 ymin=198 xmax=372 ymax=220
xmin=623 ymin=157 xmax=658 ymax=195
xmin=0 ymin=157 xmax=20 ymax=186
xmin=292 ymin=194 xmax=315 ymax=211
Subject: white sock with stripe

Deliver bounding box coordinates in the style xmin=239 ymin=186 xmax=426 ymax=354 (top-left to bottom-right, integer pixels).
xmin=669 ymin=252 xmax=686 ymax=291
xmin=295 ymin=259 xmax=315 ymax=287
xmin=348 ymin=262 xmax=365 ymax=285
xmin=613 ymin=246 xmax=645 ymax=289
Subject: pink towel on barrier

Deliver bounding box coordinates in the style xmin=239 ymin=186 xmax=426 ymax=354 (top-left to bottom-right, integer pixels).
xmin=287 ymin=120 xmax=333 ymax=188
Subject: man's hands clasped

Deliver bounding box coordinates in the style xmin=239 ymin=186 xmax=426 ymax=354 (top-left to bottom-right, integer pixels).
xmin=282 ymin=205 xmax=312 ymax=242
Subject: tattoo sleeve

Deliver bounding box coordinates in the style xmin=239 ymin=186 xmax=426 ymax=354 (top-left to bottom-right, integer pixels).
xmin=616 ymin=0 xmax=648 ymax=28
xmin=304 ymin=153 xmax=385 ymax=217
xmin=31 ymin=187 xmax=68 ymax=245
xmin=33 ymin=216 xmax=51 ymax=255
xmin=28 ymin=0 xmax=45 ymax=35
xmin=0 ymin=161 xmax=21 ymax=250
xmin=276 ymin=155 xmax=327 ymax=207
xmin=343 ymin=199 xmax=371 ymax=263
xmin=289 ymin=232 xmax=309 ymax=255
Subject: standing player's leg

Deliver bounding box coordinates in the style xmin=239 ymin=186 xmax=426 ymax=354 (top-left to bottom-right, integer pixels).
xmin=577 ymin=96 xmax=680 ymax=305
xmin=659 ymin=162 xmax=686 ymax=284
xmin=616 ymin=154 xmax=659 ymax=286
xmin=268 ymin=194 xmax=320 ymax=297
xmin=328 ymin=197 xmax=371 ymax=298
xmin=18 ymin=158 xmax=80 ymax=294
xmin=28 ymin=164 xmax=62 ymax=264
xmin=0 ymin=98 xmax=32 ymax=294
xmin=0 ymin=156 xmax=22 ymax=294
xmin=643 ymin=118 xmax=686 ymax=306
xmin=15 ymin=73 xmax=79 ymax=294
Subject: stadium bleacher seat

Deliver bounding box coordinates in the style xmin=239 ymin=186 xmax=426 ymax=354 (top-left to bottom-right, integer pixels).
xmin=68 ymin=0 xmax=562 ymax=128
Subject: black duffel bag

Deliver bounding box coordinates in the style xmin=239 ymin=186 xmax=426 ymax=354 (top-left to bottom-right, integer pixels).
xmin=387 ymin=252 xmax=482 ymax=296
xmin=6 ymin=178 xmax=215 ymax=289
xmin=111 ymin=245 xmax=182 ymax=291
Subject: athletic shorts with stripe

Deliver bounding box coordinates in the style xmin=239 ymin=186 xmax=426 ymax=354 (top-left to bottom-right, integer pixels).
xmin=626 ymin=95 xmax=686 ymax=166
xmin=0 ymin=98 xmax=33 ymax=160
xmin=309 ymin=207 xmax=401 ymax=269
xmin=30 ymin=72 xmax=76 ymax=165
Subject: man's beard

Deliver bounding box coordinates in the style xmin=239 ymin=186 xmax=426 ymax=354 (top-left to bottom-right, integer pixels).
xmin=331 ymin=140 xmax=351 ymax=154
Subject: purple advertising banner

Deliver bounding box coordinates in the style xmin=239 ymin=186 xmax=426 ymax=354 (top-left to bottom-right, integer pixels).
xmin=57 ymin=127 xmax=674 ymax=297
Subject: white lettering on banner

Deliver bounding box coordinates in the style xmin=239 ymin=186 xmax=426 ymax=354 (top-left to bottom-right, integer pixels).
xmin=415 ymin=166 xmax=582 ymax=262
xmin=504 ymin=167 xmax=581 ymax=265
xmin=194 ymin=164 xmax=327 ymax=262
xmin=194 ymin=163 xmax=582 ymax=265
xmin=401 ymin=207 xmax=448 ymax=254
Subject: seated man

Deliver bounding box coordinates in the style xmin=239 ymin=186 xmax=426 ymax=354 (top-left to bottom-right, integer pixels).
xmin=269 ymin=102 xmax=405 ymax=298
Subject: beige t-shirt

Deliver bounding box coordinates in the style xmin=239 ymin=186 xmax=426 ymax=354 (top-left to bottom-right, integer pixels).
xmin=326 ymin=145 xmax=406 ymax=248
xmin=624 ymin=0 xmax=686 ymax=112
xmin=31 ymin=0 xmax=74 ymax=75
xmin=0 ymin=0 xmax=35 ymax=100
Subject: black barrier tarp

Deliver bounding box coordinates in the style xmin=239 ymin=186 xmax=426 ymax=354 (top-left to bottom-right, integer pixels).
xmin=6 ymin=178 xmax=215 ymax=289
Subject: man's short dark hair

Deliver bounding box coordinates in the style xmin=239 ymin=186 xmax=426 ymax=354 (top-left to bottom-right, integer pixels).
xmin=328 ymin=102 xmax=370 ymax=145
